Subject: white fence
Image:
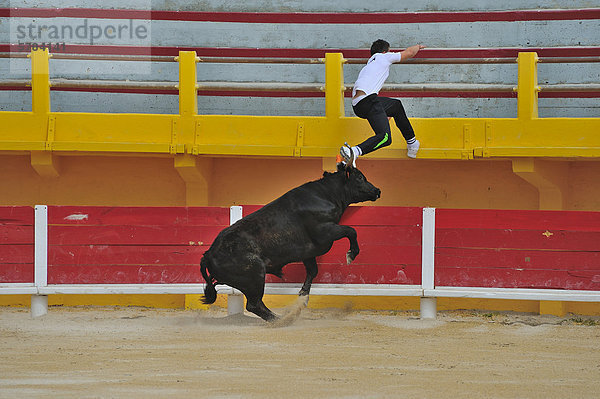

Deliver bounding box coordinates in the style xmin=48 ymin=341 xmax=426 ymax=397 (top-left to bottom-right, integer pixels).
xmin=1 ymin=205 xmax=599 ymax=319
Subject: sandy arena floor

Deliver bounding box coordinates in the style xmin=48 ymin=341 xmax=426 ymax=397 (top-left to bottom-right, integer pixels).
xmin=1 ymin=304 xmax=600 ymax=398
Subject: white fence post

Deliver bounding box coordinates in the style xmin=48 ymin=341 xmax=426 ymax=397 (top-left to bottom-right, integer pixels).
xmin=227 ymin=206 xmax=245 ymax=315
xmin=420 ymin=207 xmax=437 ymax=319
xmin=32 ymin=205 xmax=48 ymax=318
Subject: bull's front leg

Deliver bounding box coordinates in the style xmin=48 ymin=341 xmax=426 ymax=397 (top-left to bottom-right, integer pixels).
xmin=299 ymin=257 xmax=318 ymax=296
xmin=343 ymin=225 xmax=359 ymax=265
xmin=313 ymin=223 xmax=359 ymax=265
xmin=333 ymin=224 xmax=359 ymax=264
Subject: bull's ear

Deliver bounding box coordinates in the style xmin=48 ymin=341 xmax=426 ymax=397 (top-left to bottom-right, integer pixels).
xmin=336 ymin=162 xmax=345 ymax=172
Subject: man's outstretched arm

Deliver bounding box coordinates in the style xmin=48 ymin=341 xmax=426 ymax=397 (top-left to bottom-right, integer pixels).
xmin=400 ymin=44 xmax=426 ymax=61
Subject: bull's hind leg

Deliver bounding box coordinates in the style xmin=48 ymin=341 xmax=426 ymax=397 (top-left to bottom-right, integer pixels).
xmin=243 ymin=277 xmax=278 ymax=321
xmin=246 ymin=297 xmax=278 ymax=322
xmin=299 ymin=257 xmax=318 ymax=296
xmin=238 ymin=261 xmax=279 ymax=322
xmin=218 ymin=255 xmax=278 ymax=322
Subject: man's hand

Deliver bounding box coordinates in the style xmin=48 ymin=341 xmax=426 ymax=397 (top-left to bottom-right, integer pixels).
xmin=400 ymin=44 xmax=426 ymax=61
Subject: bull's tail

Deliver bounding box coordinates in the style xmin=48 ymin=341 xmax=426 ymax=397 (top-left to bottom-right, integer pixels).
xmin=200 ymin=255 xmax=218 ymax=305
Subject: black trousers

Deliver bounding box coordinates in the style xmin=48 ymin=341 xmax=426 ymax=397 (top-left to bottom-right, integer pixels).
xmin=352 ymin=94 xmax=416 ymax=155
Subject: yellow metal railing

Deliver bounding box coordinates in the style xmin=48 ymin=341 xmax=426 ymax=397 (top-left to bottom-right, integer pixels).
xmin=0 ymin=49 xmax=599 ymax=161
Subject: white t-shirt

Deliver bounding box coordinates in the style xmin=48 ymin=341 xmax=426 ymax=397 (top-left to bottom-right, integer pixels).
xmin=352 ymin=52 xmax=402 ymax=106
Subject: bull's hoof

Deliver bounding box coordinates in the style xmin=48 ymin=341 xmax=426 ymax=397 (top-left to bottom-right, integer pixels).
xmin=346 ymin=251 xmax=354 ymax=265
xmin=298 ymin=295 xmax=309 ymax=306
xmin=265 ymin=314 xmax=280 ymax=323
xmin=267 ymin=296 xmax=307 ymax=328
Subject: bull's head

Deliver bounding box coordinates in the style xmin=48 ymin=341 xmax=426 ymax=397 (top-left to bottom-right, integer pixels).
xmin=337 ymin=162 xmax=381 ymax=203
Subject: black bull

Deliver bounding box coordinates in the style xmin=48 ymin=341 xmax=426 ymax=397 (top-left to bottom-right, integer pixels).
xmin=200 ymin=164 xmax=381 ymax=321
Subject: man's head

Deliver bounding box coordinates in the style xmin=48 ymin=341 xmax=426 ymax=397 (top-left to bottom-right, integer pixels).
xmin=370 ymin=39 xmax=390 ymax=56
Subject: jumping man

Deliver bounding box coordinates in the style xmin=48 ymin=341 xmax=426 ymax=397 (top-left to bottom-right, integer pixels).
xmin=340 ymin=40 xmax=426 ymax=165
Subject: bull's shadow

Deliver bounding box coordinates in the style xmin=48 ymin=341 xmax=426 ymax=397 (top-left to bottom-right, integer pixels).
xmin=200 ymin=163 xmax=381 ymax=322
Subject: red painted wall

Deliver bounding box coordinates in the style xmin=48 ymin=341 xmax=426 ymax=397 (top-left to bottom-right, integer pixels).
xmin=2 ymin=206 xmax=600 ymax=291
xmin=46 ymin=206 xmax=229 ymax=284
xmin=435 ymin=209 xmax=600 ymax=290
xmin=0 ymin=206 xmax=34 ymax=283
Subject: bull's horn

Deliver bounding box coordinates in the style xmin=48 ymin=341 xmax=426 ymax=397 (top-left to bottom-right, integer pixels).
xmin=342 ymin=142 xmax=355 ymax=169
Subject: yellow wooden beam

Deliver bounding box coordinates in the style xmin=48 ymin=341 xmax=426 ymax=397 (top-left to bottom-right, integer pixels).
xmin=30 ymin=151 xmax=60 ymax=178
xmin=174 ymin=154 xmax=213 ymax=206
xmin=1 ymin=114 xmax=599 ymax=159
xmin=1 ymin=51 xmax=599 ymax=162
xmin=512 ymin=158 xmax=569 ymax=210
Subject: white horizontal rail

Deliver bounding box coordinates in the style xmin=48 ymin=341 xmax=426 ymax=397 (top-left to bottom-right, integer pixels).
xmin=39 ymin=284 xmax=207 ymax=295
xmin=425 ymin=287 xmax=600 ymax=302
xmin=0 ymin=284 xmax=37 ymax=295
xmin=265 ymin=283 xmax=423 ymax=297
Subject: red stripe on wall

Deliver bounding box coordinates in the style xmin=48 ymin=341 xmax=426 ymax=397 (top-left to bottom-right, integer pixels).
xmin=49 ymin=225 xmax=225 ymax=245
xmin=437 ymin=247 xmax=600 ymax=271
xmin=0 ymin=87 xmax=519 ymax=99
xmin=2 ymin=8 xmax=599 ymax=23
xmin=50 ymin=245 xmax=208 ymax=266
xmin=3 ymin=43 xmax=600 ymax=59
xmin=434 ymin=267 xmax=600 ymax=290
xmin=2 ymin=86 xmax=598 ymax=99
xmin=265 ymin=262 xmax=421 ymax=285
xmin=0 ymin=263 xmax=34 ymax=284
xmin=47 ymin=205 xmax=230 ymax=226
xmin=436 ymin=208 xmax=600 ymax=231
xmin=48 ymin=264 xmax=203 ymax=284
xmin=436 ymin=228 xmax=600 ymax=252
xmin=539 ymin=91 xmax=600 ymax=99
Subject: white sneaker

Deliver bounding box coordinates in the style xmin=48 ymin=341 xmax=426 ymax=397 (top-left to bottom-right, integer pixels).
xmin=407 ymin=139 xmax=420 ymax=159
xmin=339 ymin=142 xmax=359 ymax=167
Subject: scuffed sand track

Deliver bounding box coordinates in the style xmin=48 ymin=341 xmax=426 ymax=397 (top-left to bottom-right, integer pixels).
xmin=1 ymin=307 xmax=599 ymax=398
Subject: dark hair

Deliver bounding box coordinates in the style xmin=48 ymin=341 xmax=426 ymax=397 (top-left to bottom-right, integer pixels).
xmin=370 ymin=39 xmax=390 ymax=56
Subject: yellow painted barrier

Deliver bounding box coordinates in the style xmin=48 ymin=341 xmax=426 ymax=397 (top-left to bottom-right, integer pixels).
xmin=1 ymin=50 xmax=600 ymax=316
xmin=1 ymin=50 xmax=599 ymax=161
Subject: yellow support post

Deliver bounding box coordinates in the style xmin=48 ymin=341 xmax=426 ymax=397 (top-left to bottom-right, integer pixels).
xmin=324 ymin=52 xmax=345 ymax=120
xmin=175 ymin=51 xmax=209 ymax=205
xmin=517 ymin=52 xmax=539 ymax=121
xmin=177 ymin=51 xmax=199 ymax=119
xmin=175 ymin=51 xmax=214 ymax=308
xmin=29 ymin=49 xmax=60 ymax=177
xmin=30 ymin=49 xmax=50 ymax=115
xmin=323 ymin=52 xmax=345 ymax=169
xmin=176 ymin=50 xmax=199 ymax=151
